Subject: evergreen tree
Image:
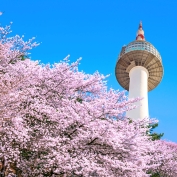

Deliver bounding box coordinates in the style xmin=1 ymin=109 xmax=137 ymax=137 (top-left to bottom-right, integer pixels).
xmin=149 ymin=123 xmax=164 ymax=141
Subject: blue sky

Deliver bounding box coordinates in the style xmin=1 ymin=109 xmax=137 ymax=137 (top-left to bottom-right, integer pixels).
xmin=1 ymin=0 xmax=177 ymax=142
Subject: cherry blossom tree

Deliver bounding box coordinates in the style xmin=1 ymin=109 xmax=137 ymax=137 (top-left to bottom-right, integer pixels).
xmin=147 ymin=140 xmax=177 ymax=177
xmin=0 ymin=22 xmax=177 ymax=177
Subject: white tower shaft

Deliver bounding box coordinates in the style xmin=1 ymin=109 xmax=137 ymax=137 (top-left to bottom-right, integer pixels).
xmin=126 ymin=66 xmax=149 ymax=120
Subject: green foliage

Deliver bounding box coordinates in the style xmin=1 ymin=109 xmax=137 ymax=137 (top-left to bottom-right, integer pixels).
xmin=147 ymin=171 xmax=161 ymax=177
xmin=21 ymin=149 xmax=34 ymax=160
xmin=129 ymin=119 xmax=133 ymax=124
xmin=150 ymin=132 xmax=164 ymax=141
xmin=150 ymin=172 xmax=161 ymax=177
xmin=147 ymin=123 xmax=163 ymax=176
xmin=147 ymin=170 xmax=161 ymax=177
xmin=21 ymin=55 xmax=26 ymax=60
xmin=20 ymin=54 xmax=27 ymax=61
xmin=76 ymin=97 xmax=83 ymax=103
xmin=148 ymin=123 xmax=164 ymax=141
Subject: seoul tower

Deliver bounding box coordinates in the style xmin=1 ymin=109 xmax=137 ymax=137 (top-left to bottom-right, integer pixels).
xmin=115 ymin=22 xmax=163 ymax=120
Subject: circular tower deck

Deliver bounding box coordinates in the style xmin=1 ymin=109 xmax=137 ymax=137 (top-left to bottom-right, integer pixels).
xmin=115 ymin=40 xmax=163 ymax=91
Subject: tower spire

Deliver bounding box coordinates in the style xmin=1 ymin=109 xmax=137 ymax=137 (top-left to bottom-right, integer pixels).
xmin=136 ymin=21 xmax=145 ymax=41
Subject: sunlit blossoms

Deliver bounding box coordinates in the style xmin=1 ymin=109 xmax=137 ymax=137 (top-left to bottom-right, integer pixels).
xmin=147 ymin=140 xmax=177 ymax=177
xmin=0 ymin=23 xmax=176 ymax=177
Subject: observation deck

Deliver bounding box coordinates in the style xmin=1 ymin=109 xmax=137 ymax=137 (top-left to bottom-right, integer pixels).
xmin=115 ymin=23 xmax=163 ymax=92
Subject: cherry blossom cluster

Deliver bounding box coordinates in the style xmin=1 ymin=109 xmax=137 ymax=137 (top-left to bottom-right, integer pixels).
xmin=0 ymin=23 xmax=176 ymax=177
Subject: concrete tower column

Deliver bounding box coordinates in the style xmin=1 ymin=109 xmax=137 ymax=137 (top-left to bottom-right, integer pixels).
xmin=126 ymin=66 xmax=149 ymax=120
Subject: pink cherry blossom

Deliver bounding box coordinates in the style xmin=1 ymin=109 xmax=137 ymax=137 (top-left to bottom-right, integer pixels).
xmin=0 ymin=23 xmax=176 ymax=177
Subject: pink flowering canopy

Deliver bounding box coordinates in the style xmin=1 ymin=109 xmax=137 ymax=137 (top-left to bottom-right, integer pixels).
xmin=0 ymin=23 xmax=176 ymax=177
